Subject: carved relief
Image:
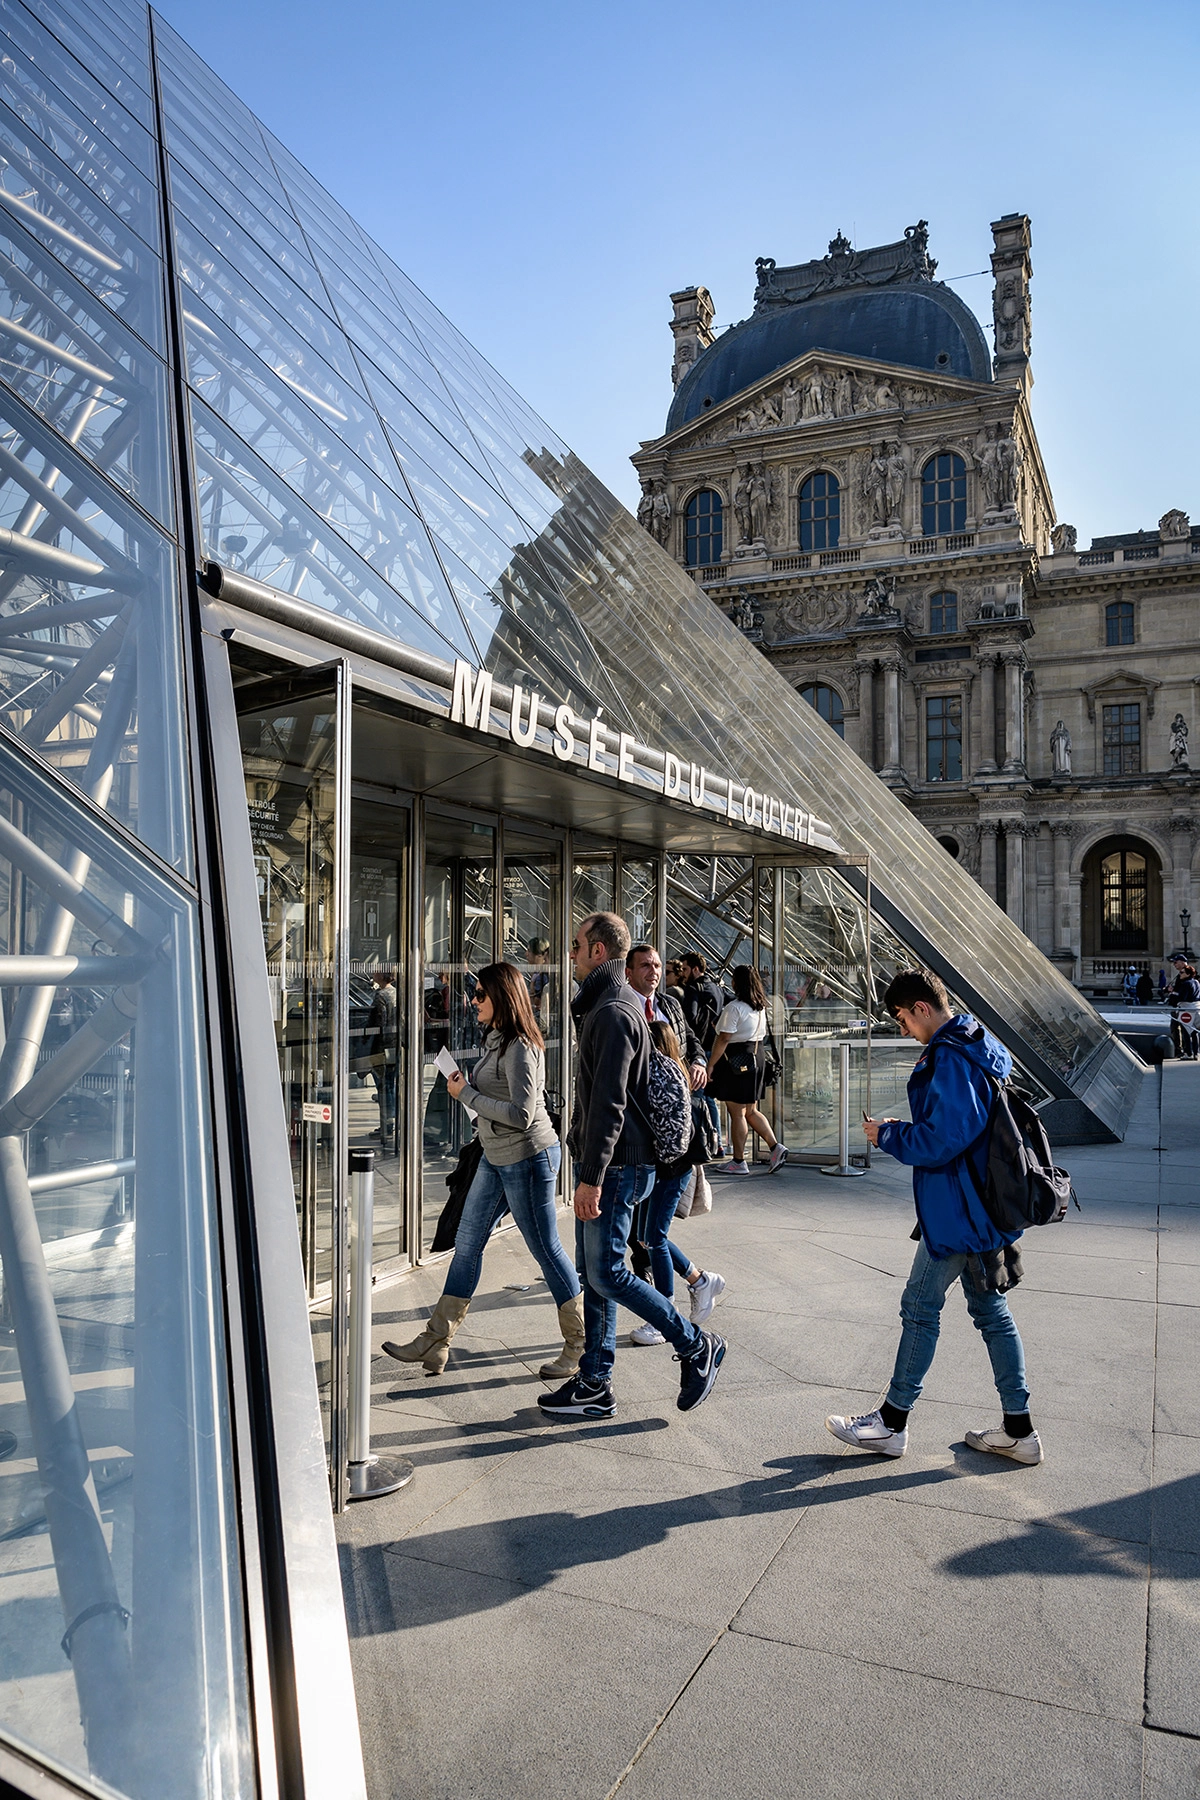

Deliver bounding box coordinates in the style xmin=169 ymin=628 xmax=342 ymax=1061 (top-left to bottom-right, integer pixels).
xmin=1050 ymin=523 xmax=1077 ymax=555
xmin=773 ymin=587 xmax=856 ymax=640
xmin=1160 ymin=509 xmax=1191 ymax=542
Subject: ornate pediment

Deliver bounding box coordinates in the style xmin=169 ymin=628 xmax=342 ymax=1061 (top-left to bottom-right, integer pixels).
xmin=1081 ymin=669 xmax=1163 ymax=722
xmin=658 ymin=352 xmax=989 ymax=453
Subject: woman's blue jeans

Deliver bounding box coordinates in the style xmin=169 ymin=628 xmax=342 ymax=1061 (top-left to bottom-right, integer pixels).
xmin=444 ymin=1145 xmax=578 ymax=1307
xmin=634 ymin=1174 xmax=693 ymax=1298
xmin=886 ymin=1239 xmax=1030 ymax=1414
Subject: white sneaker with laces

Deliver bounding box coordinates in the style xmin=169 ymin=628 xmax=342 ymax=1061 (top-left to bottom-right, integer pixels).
xmin=769 ymin=1144 xmax=789 ymax=1173
xmin=629 ymin=1321 xmax=666 ymax=1346
xmin=689 ymin=1270 xmax=726 ymax=1325
xmin=722 ymin=1159 xmax=750 ymax=1175
xmin=965 ymin=1426 xmax=1043 ymax=1465
xmin=825 ymin=1409 xmax=908 ymax=1457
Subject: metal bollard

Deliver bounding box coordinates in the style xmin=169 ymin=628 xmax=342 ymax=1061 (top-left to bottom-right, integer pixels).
xmin=820 ymin=1039 xmax=867 ymax=1179
xmin=347 ymin=1148 xmax=414 ymax=1500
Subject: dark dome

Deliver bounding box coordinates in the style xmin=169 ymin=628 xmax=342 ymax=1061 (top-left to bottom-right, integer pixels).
xmin=666 ymin=283 xmax=991 ymax=435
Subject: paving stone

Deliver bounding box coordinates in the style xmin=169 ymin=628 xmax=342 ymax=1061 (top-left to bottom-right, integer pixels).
xmin=1155 ymin=1304 xmax=1200 ymax=1438
xmin=1146 ymin=1551 xmax=1200 ymax=1737
xmin=1143 ymin=1728 xmax=1200 ymax=1797
xmin=618 ymin=1631 xmax=1145 ymax=1800
xmin=1149 ymin=1435 xmax=1200 ymax=1551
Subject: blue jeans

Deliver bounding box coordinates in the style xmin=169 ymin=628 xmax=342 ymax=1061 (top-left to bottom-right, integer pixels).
xmin=886 ymin=1239 xmax=1030 ymax=1414
xmin=635 ymin=1173 xmax=694 ymax=1298
xmin=445 ymin=1145 xmax=577 ymax=1307
xmin=576 ymin=1164 xmax=704 ymax=1384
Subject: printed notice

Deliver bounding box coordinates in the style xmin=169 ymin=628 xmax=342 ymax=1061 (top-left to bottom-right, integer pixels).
xmin=302 ymin=1101 xmax=332 ymax=1124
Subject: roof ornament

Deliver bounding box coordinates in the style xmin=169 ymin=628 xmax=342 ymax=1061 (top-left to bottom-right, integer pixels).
xmin=751 ymin=222 xmax=939 ymax=311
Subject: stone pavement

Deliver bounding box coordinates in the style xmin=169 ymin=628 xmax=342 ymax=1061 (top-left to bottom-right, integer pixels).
xmin=339 ymin=1063 xmax=1200 ymax=1800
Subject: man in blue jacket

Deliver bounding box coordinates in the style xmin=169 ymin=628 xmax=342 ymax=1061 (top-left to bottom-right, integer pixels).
xmin=826 ymin=968 xmax=1043 ymax=1465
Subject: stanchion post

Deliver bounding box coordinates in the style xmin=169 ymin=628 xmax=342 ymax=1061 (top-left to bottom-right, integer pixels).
xmin=820 ymin=1039 xmax=867 ymax=1179
xmin=347 ymin=1148 xmax=414 ymax=1500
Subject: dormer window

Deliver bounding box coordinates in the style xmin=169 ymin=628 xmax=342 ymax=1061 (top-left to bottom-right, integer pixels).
xmin=799 ymin=473 xmax=840 ymax=552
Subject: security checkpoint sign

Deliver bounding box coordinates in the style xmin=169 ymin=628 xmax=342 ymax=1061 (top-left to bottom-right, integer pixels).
xmin=302 ymin=1101 xmax=332 ymax=1124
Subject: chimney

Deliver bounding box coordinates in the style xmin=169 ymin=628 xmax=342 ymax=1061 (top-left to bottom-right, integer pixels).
xmin=669 ymin=287 xmax=715 ymax=389
xmin=989 ymin=215 xmax=1032 ymax=390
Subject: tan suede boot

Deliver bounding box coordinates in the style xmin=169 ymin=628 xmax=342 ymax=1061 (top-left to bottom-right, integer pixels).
xmin=382 ymin=1294 xmax=470 ymax=1375
xmin=538 ymin=1294 xmax=585 ymax=1380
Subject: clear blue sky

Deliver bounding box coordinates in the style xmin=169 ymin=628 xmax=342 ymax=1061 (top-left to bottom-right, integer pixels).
xmin=155 ymin=0 xmax=1199 ymax=545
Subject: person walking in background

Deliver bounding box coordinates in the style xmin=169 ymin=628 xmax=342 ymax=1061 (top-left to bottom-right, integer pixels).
xmin=680 ymin=951 xmax=728 ymax=1154
xmin=1135 ymin=969 xmax=1154 ymax=1007
xmin=707 ymin=965 xmax=787 ymax=1175
xmin=1122 ymin=965 xmax=1139 ymax=1007
xmin=383 ymin=962 xmax=582 ymax=1379
xmin=826 ymin=968 xmax=1043 ymax=1466
xmin=1168 ymin=955 xmax=1200 ymax=1060
xmin=627 ymin=1019 xmax=725 ymax=1346
xmin=539 ymin=912 xmax=726 ymax=1420
xmin=365 ymin=969 xmax=398 ymax=1142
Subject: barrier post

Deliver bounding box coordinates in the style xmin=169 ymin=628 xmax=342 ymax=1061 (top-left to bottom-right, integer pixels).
xmin=820 ymin=1039 xmax=867 ymax=1179
xmin=347 ymin=1148 xmax=414 ymax=1500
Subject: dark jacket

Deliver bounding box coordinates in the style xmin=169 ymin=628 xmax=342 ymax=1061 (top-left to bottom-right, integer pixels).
xmin=568 ymin=961 xmax=654 ymax=1185
xmin=876 ymin=1014 xmax=1015 ymax=1259
xmin=659 ymin=991 xmax=704 ymax=1067
xmin=681 ymin=974 xmax=725 ymax=1052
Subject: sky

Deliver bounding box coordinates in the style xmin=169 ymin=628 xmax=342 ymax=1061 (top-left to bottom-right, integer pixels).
xmin=154 ymin=0 xmax=1200 ymax=546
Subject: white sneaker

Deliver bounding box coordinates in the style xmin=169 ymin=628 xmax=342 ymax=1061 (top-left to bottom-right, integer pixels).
xmin=965 ymin=1426 xmax=1043 ymax=1465
xmin=825 ymin=1409 xmax=908 ymax=1458
xmin=769 ymin=1144 xmax=789 ymax=1173
xmin=722 ymin=1159 xmax=750 ymax=1175
xmin=689 ymin=1270 xmax=726 ymax=1324
xmin=629 ymin=1321 xmax=666 ymax=1346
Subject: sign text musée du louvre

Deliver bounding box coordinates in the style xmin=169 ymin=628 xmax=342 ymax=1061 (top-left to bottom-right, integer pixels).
xmin=449 ymin=662 xmax=834 ymax=846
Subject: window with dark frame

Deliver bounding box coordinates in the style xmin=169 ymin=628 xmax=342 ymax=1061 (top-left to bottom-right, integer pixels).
xmin=1100 ymin=848 xmax=1148 ymax=950
xmin=684 ymin=489 xmax=723 ymax=567
xmin=800 ymin=683 xmax=845 ymax=738
xmin=1106 ymin=600 xmax=1134 ymax=646
xmin=921 ymin=453 xmax=967 ymax=535
xmin=929 ymin=590 xmax=958 ymax=634
xmin=798 ymin=472 xmax=840 ymax=552
xmin=925 ymin=693 xmax=962 ymax=781
xmin=1102 ymin=702 xmax=1141 ymax=776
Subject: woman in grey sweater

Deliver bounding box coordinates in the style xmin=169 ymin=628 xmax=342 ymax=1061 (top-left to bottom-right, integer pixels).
xmin=383 ymin=962 xmax=582 ymax=1378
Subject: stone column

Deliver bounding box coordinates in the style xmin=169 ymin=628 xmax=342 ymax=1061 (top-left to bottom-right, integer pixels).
xmin=1170 ymin=813 xmax=1194 ymax=954
xmin=857 ymin=663 xmax=875 ymax=769
xmin=1052 ymin=822 xmax=1073 ymax=955
xmin=879 ymin=656 xmax=904 ymax=779
xmin=1023 ymin=822 xmax=1041 ymax=946
xmin=1004 ymin=821 xmax=1025 ymax=927
xmin=979 ymin=820 xmax=998 ymax=902
xmin=976 ymin=654 xmax=998 ymax=774
xmin=1001 ymin=652 xmax=1027 ymax=774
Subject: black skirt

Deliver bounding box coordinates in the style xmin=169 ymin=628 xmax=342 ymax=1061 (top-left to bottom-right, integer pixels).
xmin=708 ymin=1040 xmax=764 ymax=1106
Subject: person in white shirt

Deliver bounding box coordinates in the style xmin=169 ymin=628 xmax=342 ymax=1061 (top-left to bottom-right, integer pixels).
xmin=707 ymin=964 xmax=788 ymax=1175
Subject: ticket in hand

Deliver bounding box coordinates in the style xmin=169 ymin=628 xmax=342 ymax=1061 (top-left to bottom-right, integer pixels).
xmin=434 ymin=1046 xmax=460 ymax=1080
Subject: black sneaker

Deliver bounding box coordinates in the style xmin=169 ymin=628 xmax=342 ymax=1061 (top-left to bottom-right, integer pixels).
xmin=677 ymin=1331 xmax=726 ymax=1412
xmin=537 ymin=1375 xmax=616 ymax=1419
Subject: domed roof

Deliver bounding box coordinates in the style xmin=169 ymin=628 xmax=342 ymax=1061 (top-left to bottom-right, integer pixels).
xmin=666 ymin=241 xmax=992 ymax=437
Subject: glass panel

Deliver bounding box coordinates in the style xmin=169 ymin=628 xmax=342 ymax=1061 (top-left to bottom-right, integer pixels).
xmin=160 ymin=108 xmax=310 ymax=267
xmin=348 ymin=792 xmax=409 ymax=1266
xmin=0 ymin=733 xmax=250 ymax=1797
xmin=0 ymin=209 xmax=172 ymax=523
xmin=0 ymin=92 xmax=165 ymax=352
xmin=503 ymin=828 xmax=563 ymax=1107
xmin=572 ymin=854 xmax=614 ymax=928
xmin=0 ymin=387 xmax=190 ymax=869
xmin=0 ymin=2 xmax=156 ymax=183
xmin=6 ymin=0 xmax=151 ymax=124
xmin=421 ymin=812 xmax=494 ymax=1256
xmin=621 ymin=858 xmax=656 ymax=945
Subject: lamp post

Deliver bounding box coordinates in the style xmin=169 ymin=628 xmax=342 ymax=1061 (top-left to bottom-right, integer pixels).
xmin=1182 ymin=909 xmax=1193 ymax=956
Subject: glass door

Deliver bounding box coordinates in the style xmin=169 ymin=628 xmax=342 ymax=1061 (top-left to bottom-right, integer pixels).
xmin=503 ymin=828 xmax=565 ymax=1118
xmin=349 ymin=794 xmax=410 ymax=1269
xmin=237 ymin=661 xmax=351 ymax=1503
xmin=421 ymin=811 xmax=496 ymax=1253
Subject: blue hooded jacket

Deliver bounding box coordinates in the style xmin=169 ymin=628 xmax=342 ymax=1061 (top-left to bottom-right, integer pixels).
xmin=876 ymin=1014 xmax=1016 ymax=1259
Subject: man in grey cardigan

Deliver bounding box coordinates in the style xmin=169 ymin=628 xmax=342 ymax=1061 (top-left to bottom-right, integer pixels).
xmin=538 ymin=911 xmax=726 ymax=1419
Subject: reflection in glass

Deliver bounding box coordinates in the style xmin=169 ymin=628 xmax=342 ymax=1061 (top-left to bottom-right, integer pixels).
xmin=0 ymin=734 xmax=248 ymax=1797
xmin=503 ymin=830 xmax=563 ymax=1108
xmin=0 ymin=389 xmax=189 ymax=869
xmin=347 ymin=794 xmax=409 ymax=1265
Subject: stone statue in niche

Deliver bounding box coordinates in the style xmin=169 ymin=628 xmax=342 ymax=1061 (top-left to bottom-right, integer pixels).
xmin=636 ymin=481 xmax=655 ymax=534
xmin=884 ymin=440 xmax=907 ymax=521
xmin=650 ymin=483 xmax=672 ymax=546
xmin=732 ymin=465 xmax=754 ymax=545
xmin=749 ymin=461 xmax=774 ymax=542
xmin=863 ymin=442 xmax=891 ymax=527
xmin=1159 ymin=509 xmax=1191 ymax=541
xmin=1050 ymin=523 xmax=1077 ymax=555
xmin=1050 ymin=719 xmax=1072 ymax=776
xmin=978 ymin=425 xmax=1022 ymax=513
xmin=1169 ymin=714 xmax=1190 ymax=770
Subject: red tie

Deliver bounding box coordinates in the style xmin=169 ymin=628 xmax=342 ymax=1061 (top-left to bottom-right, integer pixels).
xmin=645 ymin=995 xmax=655 ymax=1023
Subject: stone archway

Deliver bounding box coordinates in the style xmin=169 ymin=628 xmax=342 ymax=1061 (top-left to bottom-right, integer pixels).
xmin=1080 ymin=835 xmax=1163 ymax=986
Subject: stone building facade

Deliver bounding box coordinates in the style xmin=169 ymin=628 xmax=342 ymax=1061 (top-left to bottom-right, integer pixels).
xmin=631 ymin=217 xmax=1199 ymax=994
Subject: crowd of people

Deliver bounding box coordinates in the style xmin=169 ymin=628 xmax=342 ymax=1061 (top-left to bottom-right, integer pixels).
xmin=384 ymin=915 xmax=1050 ymax=1463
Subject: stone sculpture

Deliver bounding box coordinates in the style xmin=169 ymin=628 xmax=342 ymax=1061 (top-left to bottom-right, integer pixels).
xmin=732 ymin=465 xmax=754 ymax=544
xmin=1050 ymin=523 xmax=1077 ymax=555
xmin=979 ymin=426 xmax=1022 ymax=513
xmin=1159 ymin=509 xmax=1191 ymax=541
xmin=1170 ymin=714 xmax=1190 ymax=770
xmin=748 ymin=462 xmax=774 ymax=542
xmin=650 ymin=483 xmax=671 ymax=546
xmin=1050 ymin=719 xmax=1072 ymax=776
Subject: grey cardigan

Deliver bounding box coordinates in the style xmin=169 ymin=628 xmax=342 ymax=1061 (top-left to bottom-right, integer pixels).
xmin=459 ymin=1029 xmax=558 ymax=1168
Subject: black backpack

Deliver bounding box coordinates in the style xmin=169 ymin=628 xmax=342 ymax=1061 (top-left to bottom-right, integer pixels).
xmin=966 ymin=1075 xmax=1078 ymax=1232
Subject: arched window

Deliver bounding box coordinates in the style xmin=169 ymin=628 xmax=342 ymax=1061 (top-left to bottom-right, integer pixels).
xmin=684 ymin=490 xmax=723 ymax=566
xmin=798 ymin=473 xmax=840 ymax=552
xmin=800 ymin=683 xmax=844 ymax=738
xmin=921 ymin=453 xmax=967 ymax=535
xmin=929 ymin=591 xmax=958 ymax=634
xmin=1101 ymin=847 xmax=1148 ymax=950
xmin=1106 ymin=600 xmax=1134 ymax=647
